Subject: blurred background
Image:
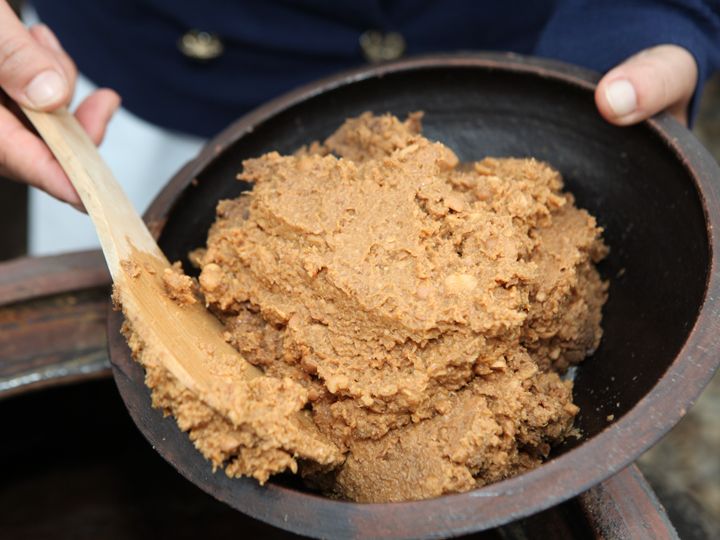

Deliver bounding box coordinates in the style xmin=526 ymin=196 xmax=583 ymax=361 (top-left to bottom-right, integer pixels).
xmin=0 ymin=0 xmax=718 ymax=532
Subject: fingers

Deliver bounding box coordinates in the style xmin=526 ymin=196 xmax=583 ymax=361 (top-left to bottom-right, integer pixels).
xmin=0 ymin=5 xmax=120 ymax=209
xmin=28 ymin=23 xmax=77 ymax=99
xmin=0 ymin=2 xmax=73 ymax=110
xmin=0 ymin=102 xmax=81 ymax=205
xmin=0 ymin=88 xmax=120 ymax=209
xmin=74 ymin=88 xmax=121 ymax=145
xmin=595 ymin=45 xmax=698 ymax=126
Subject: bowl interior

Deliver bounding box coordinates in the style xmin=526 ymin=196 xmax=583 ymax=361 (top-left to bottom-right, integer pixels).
xmin=160 ymin=65 xmax=709 ymax=443
xmin=111 ymin=59 xmax=713 ymax=538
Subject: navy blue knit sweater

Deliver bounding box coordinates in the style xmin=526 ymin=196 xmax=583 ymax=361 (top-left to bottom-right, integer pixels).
xmin=32 ymin=0 xmax=720 ymax=137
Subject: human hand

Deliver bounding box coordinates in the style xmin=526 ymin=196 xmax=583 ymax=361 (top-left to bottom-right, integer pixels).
xmin=0 ymin=1 xmax=120 ymax=209
xmin=595 ymin=44 xmax=698 ymax=127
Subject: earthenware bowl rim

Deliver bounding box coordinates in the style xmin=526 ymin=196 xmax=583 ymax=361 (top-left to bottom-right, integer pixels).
xmin=110 ymin=52 xmax=720 ymax=539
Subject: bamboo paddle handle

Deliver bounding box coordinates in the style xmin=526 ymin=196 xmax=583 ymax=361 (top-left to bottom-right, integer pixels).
xmin=20 ymin=105 xmax=264 ymax=395
xmin=21 ymin=106 xmax=163 ymax=277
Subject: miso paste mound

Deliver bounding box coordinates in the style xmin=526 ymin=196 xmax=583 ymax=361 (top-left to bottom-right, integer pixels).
xmin=186 ymin=112 xmax=608 ymax=502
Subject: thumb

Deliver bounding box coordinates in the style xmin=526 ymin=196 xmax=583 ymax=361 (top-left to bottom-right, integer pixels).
xmin=0 ymin=1 xmax=70 ymax=110
xmin=595 ymin=44 xmax=698 ymax=126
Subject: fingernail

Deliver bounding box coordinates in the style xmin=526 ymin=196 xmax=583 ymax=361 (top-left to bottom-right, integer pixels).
xmin=605 ymin=79 xmax=637 ymax=117
xmin=25 ymin=70 xmax=66 ymax=108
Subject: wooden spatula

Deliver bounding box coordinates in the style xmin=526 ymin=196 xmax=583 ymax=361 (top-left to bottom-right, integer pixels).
xmin=21 ymin=106 xmax=339 ymax=465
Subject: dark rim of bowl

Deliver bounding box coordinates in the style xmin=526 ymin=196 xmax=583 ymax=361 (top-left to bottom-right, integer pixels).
xmin=112 ymin=52 xmax=720 ymax=539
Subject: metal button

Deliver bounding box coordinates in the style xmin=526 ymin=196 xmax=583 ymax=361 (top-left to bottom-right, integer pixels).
xmin=359 ymin=30 xmax=406 ymax=63
xmin=178 ymin=30 xmax=224 ymax=61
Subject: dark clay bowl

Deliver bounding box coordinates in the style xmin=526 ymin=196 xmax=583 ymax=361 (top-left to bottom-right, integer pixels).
xmin=108 ymin=54 xmax=720 ymax=539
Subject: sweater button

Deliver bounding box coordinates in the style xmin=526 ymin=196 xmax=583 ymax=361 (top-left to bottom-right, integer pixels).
xmin=359 ymin=30 xmax=406 ymax=63
xmin=178 ymin=30 xmax=224 ymax=61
